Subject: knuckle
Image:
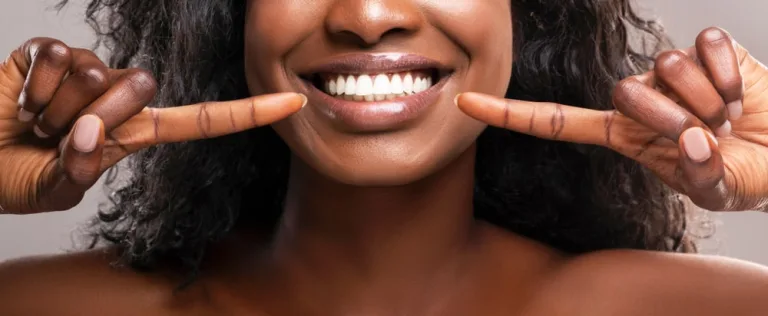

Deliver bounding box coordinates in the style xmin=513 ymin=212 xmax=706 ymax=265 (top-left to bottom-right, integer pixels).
xmin=76 ymin=65 xmax=110 ymax=91
xmin=675 ymin=116 xmax=699 ymax=138
xmin=719 ymin=77 xmax=743 ymax=94
xmin=688 ymin=173 xmax=722 ymax=190
xmin=123 ymin=69 xmax=158 ymax=102
xmin=612 ymin=77 xmax=643 ymax=108
xmin=78 ymin=48 xmax=100 ymax=60
xmin=36 ymin=40 xmax=72 ymax=66
xmin=65 ymin=164 xmax=99 ymax=185
xmin=700 ymin=105 xmax=727 ymax=123
xmin=654 ymin=50 xmax=689 ymax=76
xmin=197 ymin=102 xmax=213 ymax=137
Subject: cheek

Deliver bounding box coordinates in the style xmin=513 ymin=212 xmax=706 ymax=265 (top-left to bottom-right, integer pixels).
xmin=243 ymin=1 xmax=322 ymax=94
xmin=429 ymin=0 xmax=513 ymax=97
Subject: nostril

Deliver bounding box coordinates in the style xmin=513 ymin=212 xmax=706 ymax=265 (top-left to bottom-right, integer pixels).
xmin=381 ymin=27 xmax=412 ymax=38
xmin=332 ymin=27 xmax=415 ymax=48
xmin=324 ymin=1 xmax=423 ymax=47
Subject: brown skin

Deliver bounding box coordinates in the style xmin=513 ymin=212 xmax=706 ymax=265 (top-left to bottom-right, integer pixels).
xmin=1 ymin=1 xmax=768 ymax=315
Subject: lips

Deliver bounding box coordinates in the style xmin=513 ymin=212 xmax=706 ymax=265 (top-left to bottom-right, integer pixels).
xmin=296 ymin=53 xmax=453 ymax=132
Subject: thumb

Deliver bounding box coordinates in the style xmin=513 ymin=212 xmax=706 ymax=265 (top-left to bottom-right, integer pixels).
xmin=39 ymin=115 xmax=105 ymax=211
xmin=455 ymin=92 xmax=613 ymax=146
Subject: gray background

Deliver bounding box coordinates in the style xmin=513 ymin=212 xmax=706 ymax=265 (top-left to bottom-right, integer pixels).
xmin=0 ymin=0 xmax=766 ymax=263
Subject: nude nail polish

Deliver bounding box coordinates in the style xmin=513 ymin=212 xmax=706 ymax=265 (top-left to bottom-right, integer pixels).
xmin=683 ymin=128 xmax=712 ymax=163
xmin=727 ymin=100 xmax=743 ymax=120
xmin=33 ymin=126 xmax=49 ymax=138
xmin=73 ymin=115 xmax=100 ymax=153
xmin=18 ymin=109 xmax=35 ymax=122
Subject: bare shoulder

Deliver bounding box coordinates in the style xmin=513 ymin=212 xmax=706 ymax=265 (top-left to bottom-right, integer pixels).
xmin=528 ymin=250 xmax=768 ymax=316
xmin=0 ymin=249 xmax=196 ymax=316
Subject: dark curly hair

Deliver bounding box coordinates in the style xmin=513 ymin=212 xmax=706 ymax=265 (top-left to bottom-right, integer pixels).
xmin=58 ymin=0 xmax=698 ymax=280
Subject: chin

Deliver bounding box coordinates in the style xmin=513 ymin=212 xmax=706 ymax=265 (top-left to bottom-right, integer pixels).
xmin=285 ymin=127 xmax=481 ymax=188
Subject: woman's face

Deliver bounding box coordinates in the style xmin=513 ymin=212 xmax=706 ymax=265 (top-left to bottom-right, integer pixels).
xmin=244 ymin=0 xmax=513 ymax=185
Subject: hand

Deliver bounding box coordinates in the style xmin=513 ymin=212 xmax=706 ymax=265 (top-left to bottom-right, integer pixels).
xmin=0 ymin=38 xmax=306 ymax=214
xmin=457 ymin=27 xmax=768 ymax=212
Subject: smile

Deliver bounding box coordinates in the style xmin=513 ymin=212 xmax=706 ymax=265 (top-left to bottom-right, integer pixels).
xmin=298 ymin=53 xmax=453 ymax=132
xmin=314 ymin=70 xmax=436 ymax=101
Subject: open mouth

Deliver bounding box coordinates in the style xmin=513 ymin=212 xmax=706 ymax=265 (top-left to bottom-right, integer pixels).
xmin=294 ymin=53 xmax=454 ymax=131
xmin=301 ymin=68 xmax=450 ymax=102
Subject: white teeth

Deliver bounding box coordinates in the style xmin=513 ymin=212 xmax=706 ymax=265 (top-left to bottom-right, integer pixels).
xmin=329 ymin=80 xmax=337 ymax=95
xmin=322 ymin=72 xmax=434 ymax=100
xmin=402 ymin=73 xmax=414 ymax=95
xmin=415 ymin=78 xmax=422 ymax=93
xmin=355 ymin=75 xmax=373 ymax=96
xmin=336 ymin=75 xmax=346 ymax=95
xmin=345 ymin=75 xmax=357 ymax=96
xmin=373 ymin=74 xmax=391 ymax=98
xmin=390 ymin=74 xmax=403 ymax=95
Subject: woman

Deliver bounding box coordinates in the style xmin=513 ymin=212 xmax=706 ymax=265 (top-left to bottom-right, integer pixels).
xmin=0 ymin=0 xmax=767 ymax=314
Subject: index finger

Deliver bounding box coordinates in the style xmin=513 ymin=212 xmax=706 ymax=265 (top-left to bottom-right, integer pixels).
xmin=110 ymin=92 xmax=306 ymax=152
xmin=455 ymin=92 xmax=613 ymax=146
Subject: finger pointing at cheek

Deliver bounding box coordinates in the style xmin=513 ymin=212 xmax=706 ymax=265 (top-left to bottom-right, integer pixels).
xmin=109 ymin=92 xmax=307 ymax=154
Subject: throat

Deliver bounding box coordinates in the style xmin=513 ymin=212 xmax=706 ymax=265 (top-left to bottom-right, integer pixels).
xmin=268 ymin=147 xmax=479 ymax=288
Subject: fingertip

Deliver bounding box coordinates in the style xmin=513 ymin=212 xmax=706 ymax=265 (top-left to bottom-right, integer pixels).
xmin=60 ymin=115 xmax=105 ymax=187
xmin=268 ymin=92 xmax=306 ymax=111
xmin=33 ymin=125 xmax=50 ymax=138
xmin=72 ymin=114 xmax=104 ymax=153
xmin=714 ymin=121 xmax=731 ymax=138
xmin=454 ymin=92 xmax=502 ymax=108
xmin=453 ymin=92 xmax=501 ymax=119
xmin=681 ymin=127 xmax=713 ymax=163
xmin=18 ymin=108 xmax=36 ymax=122
xmin=727 ymin=100 xmax=743 ymax=120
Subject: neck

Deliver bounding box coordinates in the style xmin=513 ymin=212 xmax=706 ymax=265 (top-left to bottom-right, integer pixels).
xmin=270 ymin=146 xmax=478 ymax=285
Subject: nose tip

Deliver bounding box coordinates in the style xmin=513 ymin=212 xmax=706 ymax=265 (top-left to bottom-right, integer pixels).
xmin=325 ymin=0 xmax=423 ymax=46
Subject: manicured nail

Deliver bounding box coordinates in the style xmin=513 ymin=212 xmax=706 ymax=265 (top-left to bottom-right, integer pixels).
xmin=454 ymin=93 xmax=462 ymax=106
xmin=300 ymin=94 xmax=308 ymax=108
xmin=727 ymin=100 xmax=743 ymax=120
xmin=72 ymin=115 xmax=100 ymax=153
xmin=33 ymin=126 xmax=49 ymax=138
xmin=683 ymin=127 xmax=712 ymax=163
xmin=18 ymin=109 xmax=35 ymax=122
xmin=714 ymin=120 xmax=731 ymax=138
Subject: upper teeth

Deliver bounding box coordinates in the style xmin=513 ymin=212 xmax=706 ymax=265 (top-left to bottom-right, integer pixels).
xmin=324 ymin=72 xmax=434 ymax=101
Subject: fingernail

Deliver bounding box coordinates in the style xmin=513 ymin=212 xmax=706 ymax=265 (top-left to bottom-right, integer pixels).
xmin=454 ymin=93 xmax=463 ymax=106
xmin=18 ymin=109 xmax=35 ymax=122
xmin=72 ymin=115 xmax=100 ymax=153
xmin=714 ymin=121 xmax=731 ymax=138
xmin=683 ymin=127 xmax=712 ymax=163
xmin=727 ymin=100 xmax=743 ymax=120
xmin=33 ymin=126 xmax=49 ymax=138
xmin=299 ymin=94 xmax=308 ymax=108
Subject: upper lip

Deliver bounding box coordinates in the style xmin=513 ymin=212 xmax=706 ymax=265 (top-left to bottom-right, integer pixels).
xmin=297 ymin=53 xmax=451 ymax=76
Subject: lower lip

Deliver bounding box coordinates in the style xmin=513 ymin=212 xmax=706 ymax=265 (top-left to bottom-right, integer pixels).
xmin=302 ymin=75 xmax=450 ymax=132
